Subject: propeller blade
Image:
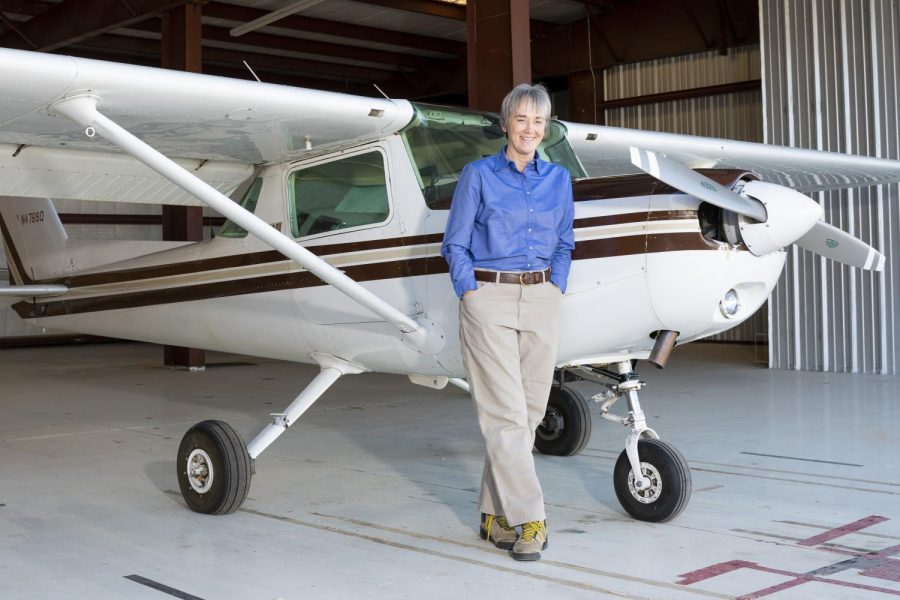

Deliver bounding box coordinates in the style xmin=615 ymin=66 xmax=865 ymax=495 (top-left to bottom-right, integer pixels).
xmin=629 ymin=146 xmax=768 ymax=222
xmin=795 ymin=221 xmax=886 ymax=271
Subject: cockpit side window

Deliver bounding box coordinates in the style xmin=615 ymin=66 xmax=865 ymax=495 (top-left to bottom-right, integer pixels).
xmin=288 ymin=150 xmax=390 ymax=239
xmin=218 ymin=177 xmax=263 ymax=239
xmin=401 ymin=104 xmax=586 ymax=210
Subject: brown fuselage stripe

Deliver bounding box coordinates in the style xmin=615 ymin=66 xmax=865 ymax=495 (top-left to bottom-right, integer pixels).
xmin=6 ymin=210 xmax=696 ymax=290
xmin=58 ymin=213 xmax=227 ymax=227
xmin=17 ymin=230 xmax=730 ymax=319
xmin=54 ymin=232 xmax=447 ymax=288
xmin=572 ymin=169 xmax=753 ymax=201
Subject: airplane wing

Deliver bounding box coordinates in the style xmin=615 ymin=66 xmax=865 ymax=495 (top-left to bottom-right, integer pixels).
xmin=563 ymin=121 xmax=900 ymax=193
xmin=0 ymin=49 xmax=433 ymax=349
xmin=0 ymin=48 xmax=413 ymax=205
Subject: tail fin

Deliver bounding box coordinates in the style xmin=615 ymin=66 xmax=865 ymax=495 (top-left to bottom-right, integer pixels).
xmin=0 ymin=197 xmax=69 ymax=284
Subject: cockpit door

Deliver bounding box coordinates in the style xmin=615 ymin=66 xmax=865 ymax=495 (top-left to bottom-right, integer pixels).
xmin=288 ymin=142 xmax=419 ymax=325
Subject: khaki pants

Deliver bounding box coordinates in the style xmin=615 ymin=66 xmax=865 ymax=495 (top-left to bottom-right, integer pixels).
xmin=459 ymin=279 xmax=562 ymax=526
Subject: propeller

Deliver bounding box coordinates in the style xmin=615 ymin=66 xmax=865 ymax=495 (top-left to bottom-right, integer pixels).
xmin=629 ymin=147 xmax=885 ymax=272
xmin=796 ymin=221 xmax=886 ymax=271
xmin=629 ymin=146 xmax=767 ymax=222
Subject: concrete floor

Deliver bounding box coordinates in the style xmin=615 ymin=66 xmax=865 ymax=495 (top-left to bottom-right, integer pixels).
xmin=0 ymin=342 xmax=898 ymax=600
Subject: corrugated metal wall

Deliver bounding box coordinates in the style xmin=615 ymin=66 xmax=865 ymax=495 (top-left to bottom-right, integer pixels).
xmin=761 ymin=0 xmax=899 ymax=374
xmin=604 ymin=45 xmax=763 ymax=141
xmin=603 ymin=45 xmax=768 ymax=344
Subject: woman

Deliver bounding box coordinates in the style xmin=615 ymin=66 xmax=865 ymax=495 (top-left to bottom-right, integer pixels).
xmin=441 ymin=83 xmax=575 ymax=561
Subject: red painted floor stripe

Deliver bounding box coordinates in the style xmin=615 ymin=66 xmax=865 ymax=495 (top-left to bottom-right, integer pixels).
xmin=677 ymin=560 xmax=754 ymax=585
xmin=742 ymin=564 xmax=900 ymax=597
xmin=798 ymin=515 xmax=889 ymax=546
xmin=681 ymin=560 xmax=900 ymax=597
xmin=862 ymin=558 xmax=900 ymax=583
xmin=736 ymin=577 xmax=808 ymax=600
xmin=872 ymin=543 xmax=900 ymax=558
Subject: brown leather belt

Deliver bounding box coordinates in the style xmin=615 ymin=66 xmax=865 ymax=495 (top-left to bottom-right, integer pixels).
xmin=474 ymin=268 xmax=550 ymax=285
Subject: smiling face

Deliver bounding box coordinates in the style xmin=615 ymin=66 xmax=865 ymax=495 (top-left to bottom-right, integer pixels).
xmin=502 ymin=100 xmax=546 ymax=167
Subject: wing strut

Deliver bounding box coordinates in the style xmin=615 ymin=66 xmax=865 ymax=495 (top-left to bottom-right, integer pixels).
xmin=51 ymin=95 xmax=440 ymax=354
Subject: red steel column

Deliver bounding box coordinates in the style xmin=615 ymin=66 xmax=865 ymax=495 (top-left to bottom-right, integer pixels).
xmin=466 ymin=0 xmax=531 ymax=112
xmin=161 ymin=2 xmax=205 ymax=370
xmin=569 ymin=69 xmax=604 ymax=125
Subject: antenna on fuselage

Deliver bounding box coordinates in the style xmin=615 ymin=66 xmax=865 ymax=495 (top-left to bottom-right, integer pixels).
xmin=242 ymin=60 xmax=262 ymax=83
xmin=372 ymin=84 xmax=391 ymax=100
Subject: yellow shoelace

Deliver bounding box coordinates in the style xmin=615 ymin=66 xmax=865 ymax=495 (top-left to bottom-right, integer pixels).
xmin=485 ymin=514 xmax=514 ymax=541
xmin=521 ymin=520 xmax=547 ymax=543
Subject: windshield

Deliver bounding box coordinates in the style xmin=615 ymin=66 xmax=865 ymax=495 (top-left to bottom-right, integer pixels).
xmin=401 ymin=103 xmax=586 ymax=210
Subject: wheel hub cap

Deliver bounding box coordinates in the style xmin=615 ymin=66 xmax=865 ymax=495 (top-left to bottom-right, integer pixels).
xmin=628 ymin=462 xmax=662 ymax=504
xmin=187 ymin=448 xmax=214 ymax=494
xmin=537 ymin=407 xmax=564 ymax=442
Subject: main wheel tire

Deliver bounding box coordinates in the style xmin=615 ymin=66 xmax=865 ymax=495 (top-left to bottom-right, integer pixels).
xmin=534 ymin=386 xmax=592 ymax=456
xmin=177 ymin=420 xmax=252 ymax=515
xmin=613 ymin=438 xmax=691 ymax=522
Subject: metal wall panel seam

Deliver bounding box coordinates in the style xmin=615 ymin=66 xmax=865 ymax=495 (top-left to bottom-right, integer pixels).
xmin=887 ymin=0 xmax=900 ymax=373
xmin=782 ymin=0 xmax=802 ymax=370
xmin=811 ymin=0 xmax=831 ymax=371
xmin=838 ymin=0 xmax=859 ymax=373
xmin=761 ymin=0 xmax=776 ymax=368
xmin=870 ymin=0 xmax=887 ymax=374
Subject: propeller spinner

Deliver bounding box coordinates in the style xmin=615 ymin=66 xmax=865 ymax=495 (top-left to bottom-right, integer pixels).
xmin=629 ymin=147 xmax=885 ymax=272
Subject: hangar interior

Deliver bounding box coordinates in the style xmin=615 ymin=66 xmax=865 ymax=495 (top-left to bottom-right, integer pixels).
xmin=0 ymin=0 xmax=895 ymax=375
xmin=0 ymin=1 xmax=899 ymax=599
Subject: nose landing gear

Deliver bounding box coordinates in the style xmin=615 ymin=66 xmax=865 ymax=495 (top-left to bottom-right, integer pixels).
xmin=544 ymin=361 xmax=692 ymax=523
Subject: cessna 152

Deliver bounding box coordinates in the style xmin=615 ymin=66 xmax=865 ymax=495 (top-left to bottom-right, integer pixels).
xmin=0 ymin=48 xmax=894 ymax=523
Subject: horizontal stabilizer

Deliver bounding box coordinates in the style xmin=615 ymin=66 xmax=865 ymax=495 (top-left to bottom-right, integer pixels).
xmin=0 ymin=284 xmax=67 ymax=308
xmin=0 ymin=284 xmax=68 ymax=297
xmin=795 ymin=221 xmax=886 ymax=271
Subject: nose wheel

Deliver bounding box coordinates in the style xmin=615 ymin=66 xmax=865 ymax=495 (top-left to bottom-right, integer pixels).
xmin=569 ymin=360 xmax=693 ymax=522
xmin=613 ymin=438 xmax=691 ymax=522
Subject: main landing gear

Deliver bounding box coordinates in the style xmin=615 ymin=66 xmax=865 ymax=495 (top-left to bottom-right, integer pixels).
xmin=175 ymin=355 xmax=690 ymax=523
xmin=176 ymin=354 xmax=367 ymax=514
xmin=535 ymin=361 xmax=691 ymax=523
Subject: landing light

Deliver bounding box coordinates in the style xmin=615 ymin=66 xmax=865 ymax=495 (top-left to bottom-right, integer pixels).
xmin=720 ymin=289 xmax=740 ymax=319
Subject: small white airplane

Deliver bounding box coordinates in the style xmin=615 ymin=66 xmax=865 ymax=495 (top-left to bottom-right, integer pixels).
xmin=0 ymin=48 xmax=893 ymax=523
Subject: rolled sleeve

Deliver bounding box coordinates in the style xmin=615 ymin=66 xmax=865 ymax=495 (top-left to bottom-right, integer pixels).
xmin=441 ymin=165 xmax=480 ymax=297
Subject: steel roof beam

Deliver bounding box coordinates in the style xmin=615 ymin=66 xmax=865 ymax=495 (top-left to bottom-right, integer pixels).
xmin=74 ymin=32 xmax=399 ymax=82
xmin=204 ymin=1 xmax=465 ymax=56
xmin=122 ymin=17 xmax=433 ymax=69
xmin=350 ymin=0 xmax=466 ymax=20
xmin=0 ymin=0 xmax=53 ymax=17
xmin=63 ymin=47 xmax=366 ymax=89
xmin=0 ymin=0 xmax=192 ymax=52
xmin=200 ymin=23 xmax=431 ymax=69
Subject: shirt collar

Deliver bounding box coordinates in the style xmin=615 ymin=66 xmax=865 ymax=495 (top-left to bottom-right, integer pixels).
xmin=492 ymin=145 xmax=545 ymax=174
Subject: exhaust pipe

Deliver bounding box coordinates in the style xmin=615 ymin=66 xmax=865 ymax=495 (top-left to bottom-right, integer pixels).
xmin=648 ymin=330 xmax=678 ymax=369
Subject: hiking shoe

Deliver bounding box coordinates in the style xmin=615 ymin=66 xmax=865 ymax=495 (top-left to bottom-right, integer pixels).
xmin=510 ymin=520 xmax=548 ymax=561
xmin=479 ymin=513 xmax=517 ymax=550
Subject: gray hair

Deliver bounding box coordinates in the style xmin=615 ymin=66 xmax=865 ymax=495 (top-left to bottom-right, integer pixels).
xmin=500 ymin=83 xmax=552 ymax=127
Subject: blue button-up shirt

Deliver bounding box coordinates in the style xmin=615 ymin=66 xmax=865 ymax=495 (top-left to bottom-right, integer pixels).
xmin=441 ymin=147 xmax=575 ymax=298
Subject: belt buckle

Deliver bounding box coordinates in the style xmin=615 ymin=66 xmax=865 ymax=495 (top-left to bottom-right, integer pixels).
xmin=519 ymin=272 xmax=527 ymax=285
